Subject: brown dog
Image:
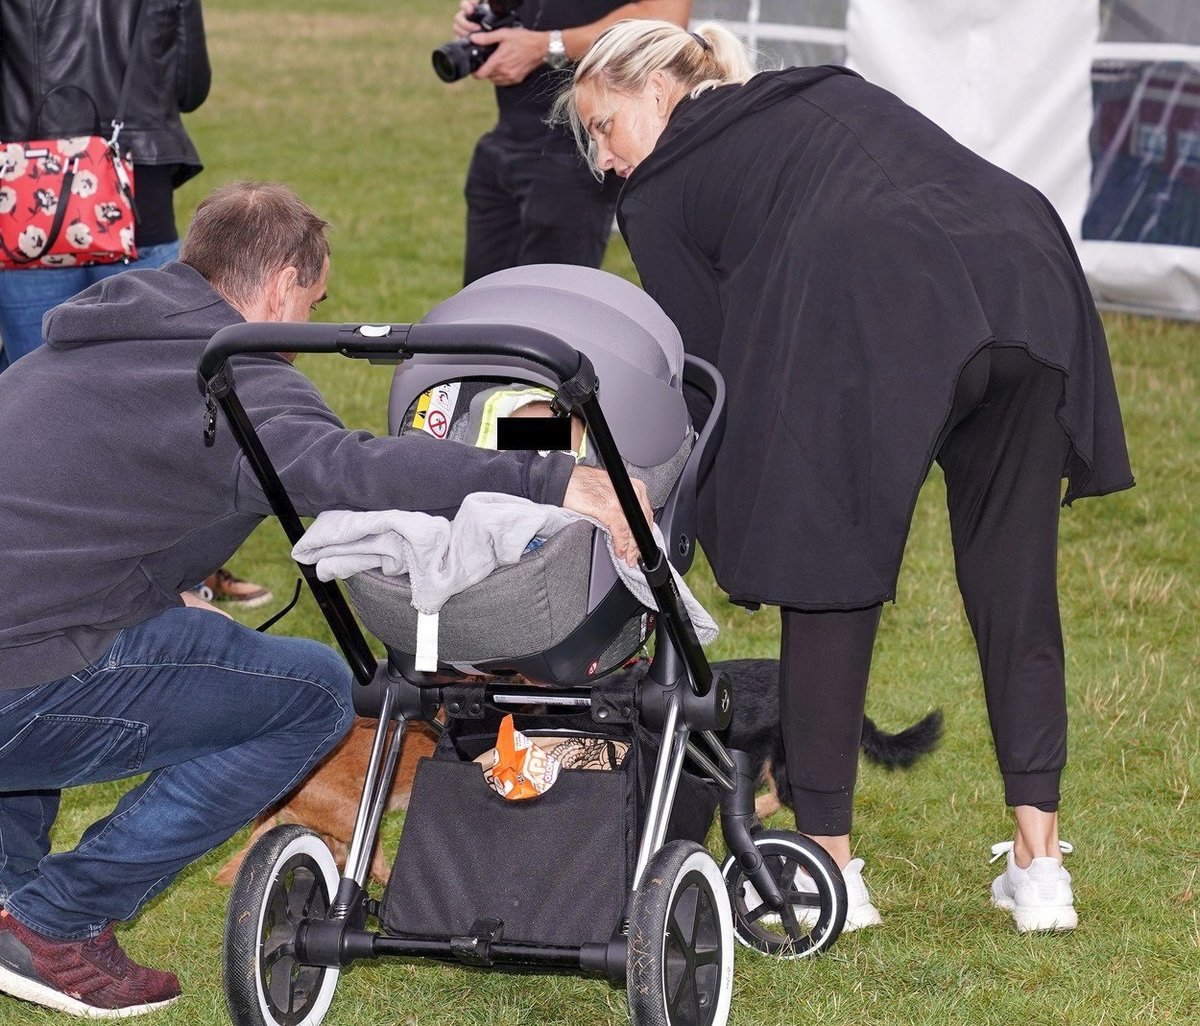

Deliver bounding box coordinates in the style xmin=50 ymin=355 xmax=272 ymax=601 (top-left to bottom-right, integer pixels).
xmin=215 ymin=717 xmax=439 ymax=887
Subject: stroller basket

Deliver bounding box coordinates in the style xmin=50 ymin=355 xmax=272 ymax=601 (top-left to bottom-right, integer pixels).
xmin=383 ymin=702 xmax=720 ymax=947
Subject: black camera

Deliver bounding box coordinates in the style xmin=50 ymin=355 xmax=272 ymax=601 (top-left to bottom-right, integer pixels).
xmin=432 ymin=1 xmax=522 ymax=83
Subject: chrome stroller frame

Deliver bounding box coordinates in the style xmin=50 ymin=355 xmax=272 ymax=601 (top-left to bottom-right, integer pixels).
xmin=199 ymin=319 xmax=847 ymax=1026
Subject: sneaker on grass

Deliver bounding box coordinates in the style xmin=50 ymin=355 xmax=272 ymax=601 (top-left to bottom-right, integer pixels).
xmin=989 ymin=840 xmax=1077 ymax=933
xmin=743 ymin=856 xmax=882 ymax=932
xmin=0 ymin=910 xmax=180 ymax=1018
xmin=809 ymin=857 xmax=882 ymax=931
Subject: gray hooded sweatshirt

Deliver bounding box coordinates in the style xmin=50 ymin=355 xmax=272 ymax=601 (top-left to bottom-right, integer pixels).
xmin=0 ymin=262 xmax=574 ymax=690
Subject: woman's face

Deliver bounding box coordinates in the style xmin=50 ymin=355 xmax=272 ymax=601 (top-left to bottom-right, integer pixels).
xmin=576 ymin=73 xmax=678 ymax=179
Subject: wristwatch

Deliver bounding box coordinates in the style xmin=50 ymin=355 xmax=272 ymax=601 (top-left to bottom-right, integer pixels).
xmin=546 ymin=29 xmax=569 ymax=70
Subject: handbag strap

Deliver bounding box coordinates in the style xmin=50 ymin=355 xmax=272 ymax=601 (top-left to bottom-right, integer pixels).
xmin=0 ymin=162 xmax=80 ymax=265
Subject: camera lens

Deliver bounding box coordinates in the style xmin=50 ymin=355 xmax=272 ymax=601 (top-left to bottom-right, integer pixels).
xmin=432 ymin=41 xmax=473 ymax=83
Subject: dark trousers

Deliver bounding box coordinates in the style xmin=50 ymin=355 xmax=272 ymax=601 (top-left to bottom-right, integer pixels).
xmin=780 ymin=345 xmax=1071 ymax=835
xmin=463 ymin=130 xmax=619 ymax=286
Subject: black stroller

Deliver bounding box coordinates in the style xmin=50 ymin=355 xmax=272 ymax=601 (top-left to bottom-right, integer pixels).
xmin=198 ymin=265 xmax=848 ymax=1026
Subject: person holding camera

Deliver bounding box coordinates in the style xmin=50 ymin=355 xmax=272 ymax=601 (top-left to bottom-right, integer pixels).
xmin=448 ymin=0 xmax=690 ymax=285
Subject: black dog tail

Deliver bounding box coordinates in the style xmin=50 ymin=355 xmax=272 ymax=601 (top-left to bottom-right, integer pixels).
xmin=861 ymin=710 xmax=943 ymax=769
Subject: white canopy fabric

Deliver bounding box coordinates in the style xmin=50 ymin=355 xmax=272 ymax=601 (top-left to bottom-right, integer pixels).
xmin=845 ymin=0 xmax=1097 ymax=246
xmin=692 ymin=0 xmax=1200 ymax=320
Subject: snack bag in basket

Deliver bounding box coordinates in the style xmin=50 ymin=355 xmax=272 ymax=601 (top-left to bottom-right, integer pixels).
xmin=481 ymin=714 xmax=560 ymax=799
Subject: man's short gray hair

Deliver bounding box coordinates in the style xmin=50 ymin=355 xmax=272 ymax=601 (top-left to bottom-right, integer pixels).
xmin=181 ymin=182 xmax=330 ymax=306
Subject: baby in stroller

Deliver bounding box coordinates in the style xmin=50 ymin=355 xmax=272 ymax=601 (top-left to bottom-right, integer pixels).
xmin=200 ymin=264 xmax=850 ymax=1026
xmin=420 ymin=381 xmax=588 ymax=460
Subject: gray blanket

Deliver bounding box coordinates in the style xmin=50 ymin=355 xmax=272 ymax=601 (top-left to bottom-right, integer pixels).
xmin=292 ymin=493 xmax=717 ymax=670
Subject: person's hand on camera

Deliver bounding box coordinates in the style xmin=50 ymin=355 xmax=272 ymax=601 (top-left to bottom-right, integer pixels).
xmin=452 ymin=0 xmax=479 ymax=38
xmin=563 ymin=465 xmax=654 ymax=567
xmin=470 ymin=27 xmax=550 ymax=86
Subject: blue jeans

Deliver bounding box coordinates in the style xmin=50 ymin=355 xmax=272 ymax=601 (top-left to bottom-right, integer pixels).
xmin=0 ymin=607 xmax=354 ymax=939
xmin=0 ymin=241 xmax=180 ymax=372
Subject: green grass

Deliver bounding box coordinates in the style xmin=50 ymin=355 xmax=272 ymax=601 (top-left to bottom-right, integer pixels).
xmin=6 ymin=1 xmax=1198 ymax=1023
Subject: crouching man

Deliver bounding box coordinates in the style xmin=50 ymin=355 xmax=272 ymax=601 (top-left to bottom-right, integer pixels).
xmin=0 ymin=181 xmax=649 ymax=1018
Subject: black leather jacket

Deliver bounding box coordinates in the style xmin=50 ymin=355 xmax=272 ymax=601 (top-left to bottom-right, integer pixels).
xmin=0 ymin=0 xmax=210 ymax=186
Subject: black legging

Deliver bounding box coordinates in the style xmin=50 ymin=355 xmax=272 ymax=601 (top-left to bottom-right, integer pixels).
xmin=780 ymin=345 xmax=1072 ymax=836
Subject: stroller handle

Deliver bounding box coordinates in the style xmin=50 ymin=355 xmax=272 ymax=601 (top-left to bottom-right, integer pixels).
xmin=198 ymin=321 xmax=588 ymax=391
xmin=196 ymin=318 xmax=716 ymax=704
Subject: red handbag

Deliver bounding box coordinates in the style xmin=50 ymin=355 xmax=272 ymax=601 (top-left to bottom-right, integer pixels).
xmin=0 ymin=132 xmax=136 ymax=270
xmin=0 ymin=3 xmax=147 ymax=271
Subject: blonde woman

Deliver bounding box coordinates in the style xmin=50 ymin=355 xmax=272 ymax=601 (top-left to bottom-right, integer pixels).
xmin=556 ymin=20 xmax=1133 ymax=934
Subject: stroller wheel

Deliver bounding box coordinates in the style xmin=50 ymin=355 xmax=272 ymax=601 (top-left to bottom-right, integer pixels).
xmin=626 ymin=840 xmax=734 ymax=1026
xmin=223 ymin=825 xmax=341 ymax=1026
xmin=721 ymin=829 xmax=847 ymax=959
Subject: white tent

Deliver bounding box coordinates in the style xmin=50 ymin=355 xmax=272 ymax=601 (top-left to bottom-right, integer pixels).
xmin=692 ymin=0 xmax=1200 ymax=321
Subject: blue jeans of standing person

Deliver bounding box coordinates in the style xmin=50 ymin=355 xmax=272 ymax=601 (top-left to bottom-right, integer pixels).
xmin=0 ymin=241 xmax=180 ymax=373
xmin=0 ymin=607 xmax=354 ymax=940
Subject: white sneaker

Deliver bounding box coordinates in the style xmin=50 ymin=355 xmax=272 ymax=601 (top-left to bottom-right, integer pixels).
xmin=989 ymin=840 xmax=1077 ymax=933
xmin=743 ymin=856 xmax=882 ymax=932
xmin=826 ymin=858 xmax=883 ymax=931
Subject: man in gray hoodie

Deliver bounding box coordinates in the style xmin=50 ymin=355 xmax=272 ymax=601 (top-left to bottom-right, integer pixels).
xmin=0 ymin=181 xmax=649 ymax=1018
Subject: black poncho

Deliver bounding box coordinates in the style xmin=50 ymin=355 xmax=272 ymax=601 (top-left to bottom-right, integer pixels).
xmin=618 ymin=66 xmax=1134 ymax=610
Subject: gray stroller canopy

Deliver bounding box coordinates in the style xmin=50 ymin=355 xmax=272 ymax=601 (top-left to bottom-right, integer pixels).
xmin=359 ymin=264 xmax=700 ymax=679
xmin=389 ymin=264 xmax=691 ymax=468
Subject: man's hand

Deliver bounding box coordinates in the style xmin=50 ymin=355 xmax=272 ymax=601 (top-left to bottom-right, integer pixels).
xmin=452 ymin=1 xmax=548 ymax=87
xmin=470 ymin=27 xmax=551 ymax=86
xmin=563 ymin=465 xmax=654 ymax=566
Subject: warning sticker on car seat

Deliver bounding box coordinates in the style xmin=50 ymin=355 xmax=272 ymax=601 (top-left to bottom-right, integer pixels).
xmin=411 ymin=382 xmax=461 ymax=439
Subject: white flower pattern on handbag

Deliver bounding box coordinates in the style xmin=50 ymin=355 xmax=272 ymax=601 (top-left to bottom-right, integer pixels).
xmin=0 ymin=143 xmax=28 ymax=182
xmin=30 ymin=188 xmax=57 ymax=214
xmin=93 ymin=201 xmax=122 ymax=229
xmin=1 ymin=134 xmax=135 ymax=269
xmin=17 ymin=225 xmax=47 ymax=257
xmin=36 ymin=153 xmax=64 ymax=176
xmin=66 ymin=221 xmax=94 ymax=248
xmin=57 ymin=137 xmax=91 ymax=158
xmin=71 ymin=170 xmax=99 ymax=198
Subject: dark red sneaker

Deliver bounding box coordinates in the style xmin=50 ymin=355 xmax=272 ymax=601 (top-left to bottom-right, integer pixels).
xmin=0 ymin=910 xmax=180 ymax=1017
xmin=203 ymin=568 xmax=273 ymax=608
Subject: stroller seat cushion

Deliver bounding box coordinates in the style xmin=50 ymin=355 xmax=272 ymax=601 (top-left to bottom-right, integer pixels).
xmin=345 ymin=519 xmax=595 ymax=664
xmin=340 ymin=433 xmax=696 ymax=668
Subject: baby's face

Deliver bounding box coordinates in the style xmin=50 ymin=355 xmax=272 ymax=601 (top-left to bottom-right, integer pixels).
xmin=511 ymin=401 xmax=586 ymax=454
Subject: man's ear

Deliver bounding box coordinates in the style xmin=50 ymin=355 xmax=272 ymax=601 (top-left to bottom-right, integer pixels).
xmin=264 ymin=266 xmax=299 ymax=321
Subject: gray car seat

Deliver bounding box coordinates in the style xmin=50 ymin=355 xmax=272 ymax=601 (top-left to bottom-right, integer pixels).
xmin=343 ymin=264 xmax=723 ymax=686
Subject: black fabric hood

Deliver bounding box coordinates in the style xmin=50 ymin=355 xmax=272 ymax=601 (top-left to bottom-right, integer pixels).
xmin=42 ymin=261 xmax=242 ymax=349
xmin=613 ymin=63 xmax=1133 ymax=609
xmin=624 ymin=65 xmax=859 ymax=194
